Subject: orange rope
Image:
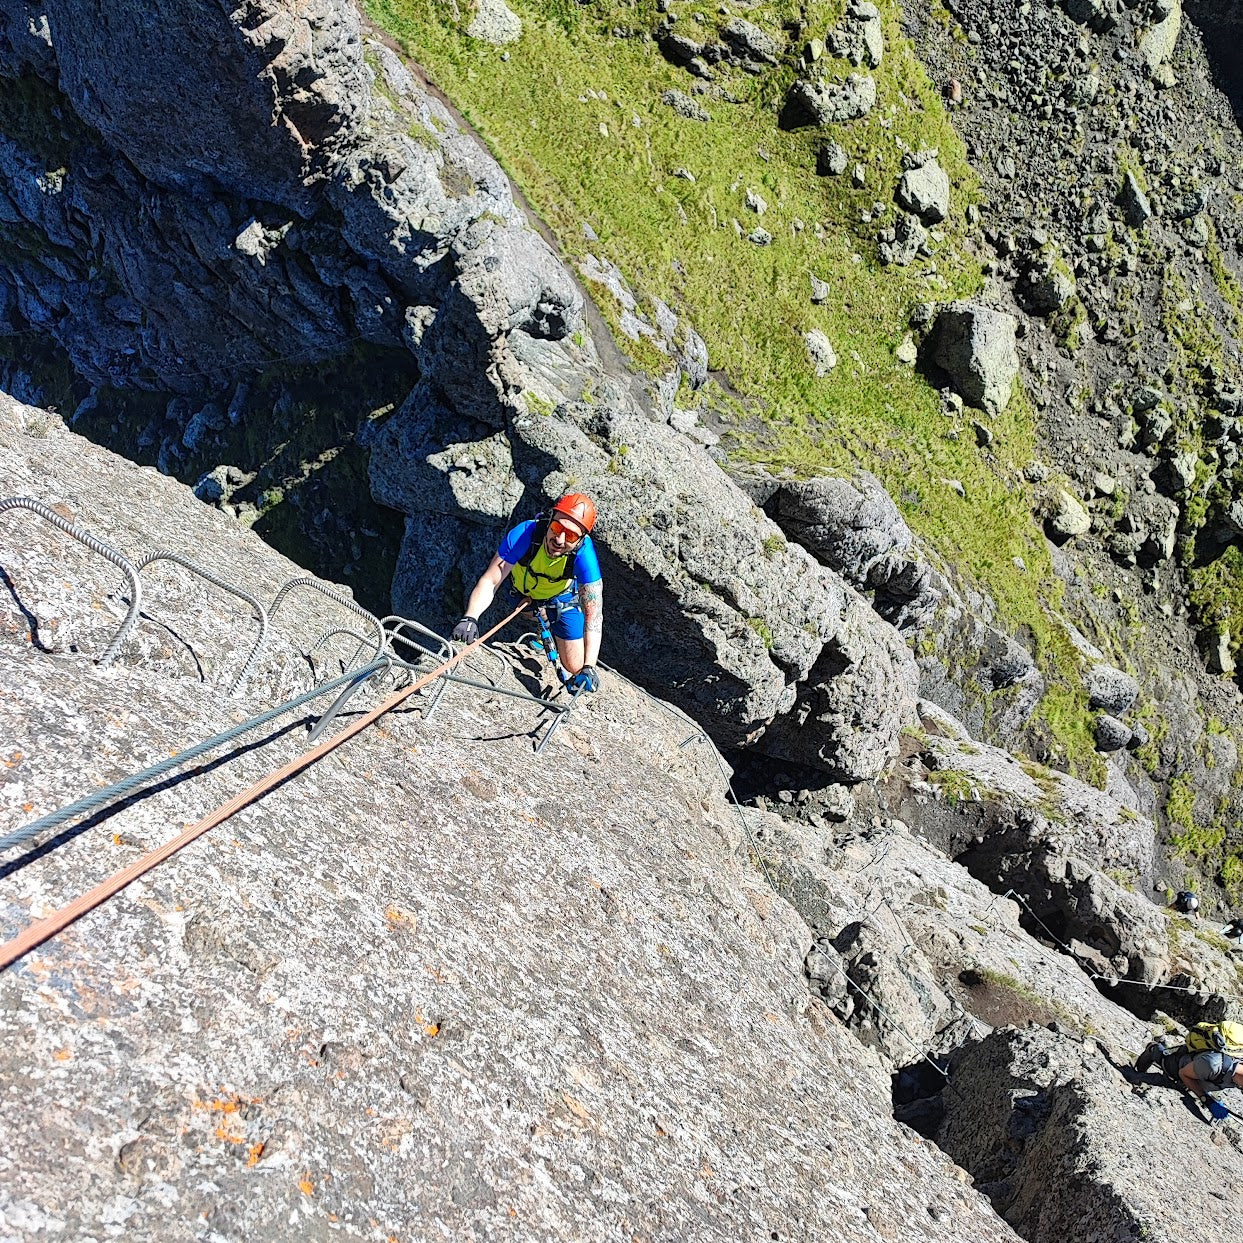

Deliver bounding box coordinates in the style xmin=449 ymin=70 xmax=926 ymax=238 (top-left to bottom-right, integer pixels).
xmin=0 ymin=604 xmax=527 ymax=971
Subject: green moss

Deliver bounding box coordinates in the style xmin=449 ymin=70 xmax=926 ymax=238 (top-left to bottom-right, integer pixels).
xmin=1189 ymin=544 xmax=1243 ymax=668
xmin=364 ymin=0 xmax=1109 ymax=774
xmin=746 ymin=615 xmax=775 ymax=648
xmin=928 ymin=767 xmax=981 ymax=802
xmin=761 ymin=532 xmax=787 ymax=559
xmin=522 ymin=390 xmax=557 ymax=418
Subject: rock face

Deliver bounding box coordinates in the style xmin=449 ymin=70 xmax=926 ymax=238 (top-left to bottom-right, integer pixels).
xmin=751 ymin=469 xmax=1044 ymax=742
xmin=930 ymin=304 xmax=1020 ymax=416
xmin=0 ymin=0 xmax=928 ymax=783
xmin=759 ymin=810 xmax=1150 ymax=1076
xmin=0 ymin=396 xmax=1021 ymax=1242
xmin=940 ymin=1024 xmax=1243 ymax=1243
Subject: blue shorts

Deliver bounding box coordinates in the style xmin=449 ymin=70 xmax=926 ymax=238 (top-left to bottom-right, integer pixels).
xmin=506 ymin=584 xmax=584 ymax=640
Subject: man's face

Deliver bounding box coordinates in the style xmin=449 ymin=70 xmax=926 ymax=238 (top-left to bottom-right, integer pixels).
xmin=545 ymin=517 xmax=585 ymax=557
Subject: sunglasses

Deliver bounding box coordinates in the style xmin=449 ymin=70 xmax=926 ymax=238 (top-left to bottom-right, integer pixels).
xmin=548 ymin=519 xmax=585 ymax=543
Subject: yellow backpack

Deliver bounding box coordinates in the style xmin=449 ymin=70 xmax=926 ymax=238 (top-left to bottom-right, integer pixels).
xmin=1185 ymin=1021 xmax=1243 ymax=1057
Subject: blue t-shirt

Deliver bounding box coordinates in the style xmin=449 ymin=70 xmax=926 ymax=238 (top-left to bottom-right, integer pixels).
xmin=498 ymin=520 xmax=602 ymax=591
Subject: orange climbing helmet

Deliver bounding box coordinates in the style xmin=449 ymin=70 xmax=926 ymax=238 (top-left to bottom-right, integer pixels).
xmin=550 ymin=492 xmax=597 ymax=535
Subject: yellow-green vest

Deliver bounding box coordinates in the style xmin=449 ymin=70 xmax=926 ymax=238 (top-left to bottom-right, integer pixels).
xmin=511 ymin=537 xmax=574 ymax=600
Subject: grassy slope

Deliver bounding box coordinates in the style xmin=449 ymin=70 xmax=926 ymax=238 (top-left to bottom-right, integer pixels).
xmin=367 ymin=0 xmax=1099 ymax=774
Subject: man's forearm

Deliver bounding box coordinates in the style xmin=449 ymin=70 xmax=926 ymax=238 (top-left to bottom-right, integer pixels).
xmin=581 ymin=580 xmax=603 ymax=666
xmin=465 ymin=578 xmax=496 ymax=620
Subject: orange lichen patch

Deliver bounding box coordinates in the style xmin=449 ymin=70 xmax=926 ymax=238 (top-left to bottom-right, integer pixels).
xmin=3 ymin=751 xmax=23 ymax=767
xmin=52 ymin=1048 xmax=71 ymax=1062
xmin=192 ymin=1093 xmax=261 ymax=1114
xmin=21 ymin=802 xmax=33 ymax=813
xmin=111 ymin=834 xmax=124 ymax=846
xmin=299 ymin=1175 xmax=315 ymax=1197
xmin=385 ymin=906 xmax=417 ymax=930
xmin=412 ymin=1008 xmax=440 ymax=1038
xmin=214 ymin=1119 xmax=245 ymax=1145
xmin=246 ymin=1142 xmax=265 ymax=1167
xmin=561 ymin=1094 xmax=591 ymax=1122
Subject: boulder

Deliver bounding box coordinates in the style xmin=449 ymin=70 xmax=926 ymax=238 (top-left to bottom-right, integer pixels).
xmin=931 ymin=303 xmax=1019 ymax=416
xmin=719 ymin=18 xmax=780 ymax=67
xmin=816 ymin=141 xmax=849 ymax=176
xmin=765 ymin=471 xmax=914 ymax=584
xmin=660 ymin=89 xmax=710 ymax=121
xmin=878 ymin=213 xmax=929 ymax=267
xmin=826 ymin=1 xmax=885 ymax=68
xmin=1139 ymin=0 xmax=1182 ymax=72
xmin=895 ymin=156 xmax=951 ymax=224
xmin=1087 ymin=664 xmax=1139 ymax=715
xmin=1094 ymin=713 xmax=1132 ymax=752
xmin=466 ymin=0 xmax=523 ymax=45
xmin=1118 ymin=172 xmax=1152 ymax=227
xmin=781 ymin=75 xmax=876 ymax=128
xmin=1046 ymin=488 xmax=1092 ymax=541
xmin=804 ymin=328 xmax=838 ymax=375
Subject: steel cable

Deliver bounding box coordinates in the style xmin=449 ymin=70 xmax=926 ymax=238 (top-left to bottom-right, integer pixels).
xmin=0 ymin=658 xmax=388 ymax=855
xmin=0 ymin=496 xmax=142 ymax=665
xmin=0 ymin=604 xmax=527 ymax=970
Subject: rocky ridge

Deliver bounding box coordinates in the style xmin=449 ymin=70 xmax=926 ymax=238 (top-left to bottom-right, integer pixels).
xmin=1 ymin=391 xmax=1024 ymax=1242
xmin=5 ymin=394 xmax=1243 ymax=1240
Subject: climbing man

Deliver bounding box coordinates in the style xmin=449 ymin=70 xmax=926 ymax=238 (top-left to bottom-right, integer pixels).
xmin=1171 ymin=890 xmax=1200 ymax=915
xmin=451 ymin=493 xmax=604 ymax=694
xmin=1134 ymin=1021 xmax=1243 ymax=1123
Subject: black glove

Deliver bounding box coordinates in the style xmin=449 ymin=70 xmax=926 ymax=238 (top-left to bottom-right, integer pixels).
xmin=451 ymin=616 xmax=479 ymax=644
xmin=569 ymin=665 xmax=599 ymax=693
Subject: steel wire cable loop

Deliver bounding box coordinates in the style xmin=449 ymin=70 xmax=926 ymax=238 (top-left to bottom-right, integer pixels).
xmin=0 ymin=496 xmax=142 ymax=666
xmin=0 ymin=657 xmax=389 ymax=856
xmin=0 ymin=603 xmax=528 ymax=971
xmin=306 ymin=658 xmax=394 ymax=745
xmin=376 ymin=618 xmax=568 ymax=734
xmin=270 ymin=577 xmax=386 ymax=664
xmin=381 ymin=615 xmax=456 ymax=721
xmin=308 ymin=627 xmax=377 ymax=676
xmin=135 ymin=550 xmax=269 ymax=694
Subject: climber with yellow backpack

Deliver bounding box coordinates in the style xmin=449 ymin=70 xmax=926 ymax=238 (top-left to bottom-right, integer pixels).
xmin=452 ymin=493 xmax=604 ymax=694
xmin=1134 ymin=1021 xmax=1243 ymax=1122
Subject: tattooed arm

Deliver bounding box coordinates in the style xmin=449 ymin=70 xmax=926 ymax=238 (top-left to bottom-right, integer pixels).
xmin=579 ymin=578 xmax=604 ymax=667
